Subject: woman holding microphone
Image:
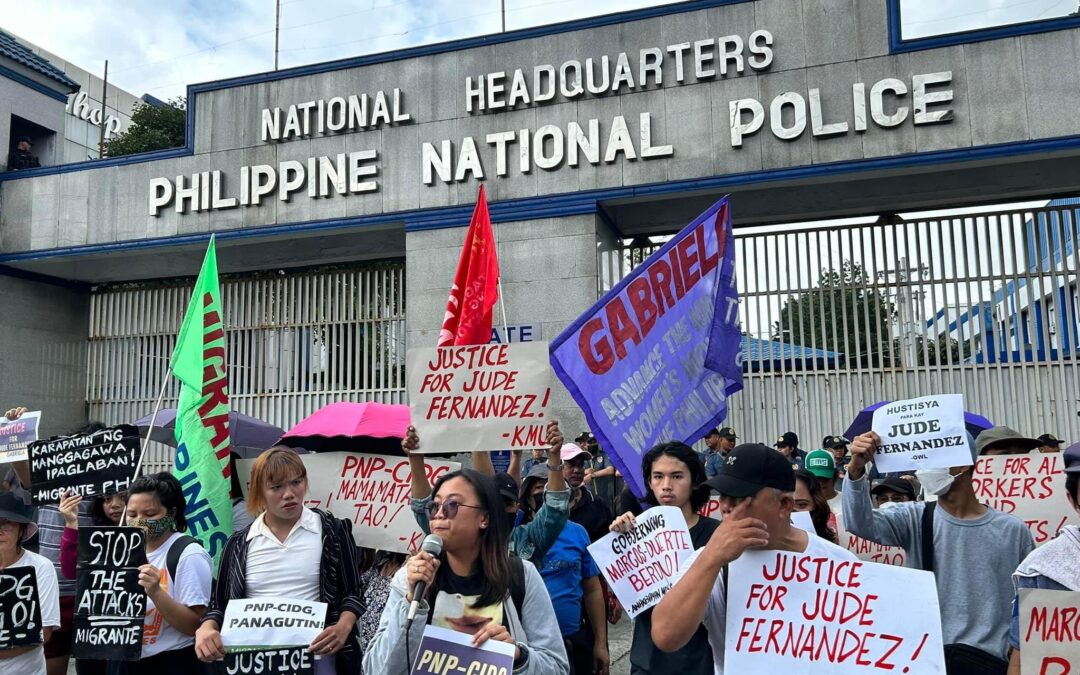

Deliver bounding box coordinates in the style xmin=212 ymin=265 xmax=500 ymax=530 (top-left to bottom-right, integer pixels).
xmin=194 ymin=448 xmax=362 ymax=674
xmin=363 ymin=468 xmax=569 ymax=674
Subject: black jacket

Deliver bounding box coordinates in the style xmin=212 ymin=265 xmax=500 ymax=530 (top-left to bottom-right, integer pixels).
xmin=6 ymin=150 xmax=40 ymax=170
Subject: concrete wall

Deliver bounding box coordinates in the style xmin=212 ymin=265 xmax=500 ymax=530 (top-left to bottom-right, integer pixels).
xmin=3 ymin=0 xmax=1080 ymax=253
xmin=406 ymin=213 xmax=604 ymax=433
xmin=0 ymin=274 xmax=89 ymax=436
xmin=0 ymin=76 xmax=65 ymax=171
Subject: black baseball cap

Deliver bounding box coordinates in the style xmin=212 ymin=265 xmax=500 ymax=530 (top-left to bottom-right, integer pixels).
xmin=822 ymin=435 xmax=850 ymax=449
xmin=871 ymin=477 xmax=917 ymax=500
xmin=704 ymin=443 xmax=796 ymax=497
xmin=775 ymin=431 xmax=798 ymax=448
xmin=15 ymin=136 xmax=32 ymax=145
xmin=1037 ymin=434 xmax=1064 ymax=447
xmin=494 ymin=472 xmax=519 ymax=502
xmin=705 ymin=428 xmax=720 ymax=438
xmin=719 ymin=427 xmax=737 ymax=440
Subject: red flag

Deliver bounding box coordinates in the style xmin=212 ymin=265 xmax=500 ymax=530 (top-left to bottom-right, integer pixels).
xmin=438 ymin=185 xmax=500 ymax=347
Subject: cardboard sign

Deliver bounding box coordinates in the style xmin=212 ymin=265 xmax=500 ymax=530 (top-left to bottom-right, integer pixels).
xmin=725 ymin=550 xmax=945 ymax=674
xmin=223 ymin=647 xmax=316 ymax=675
xmin=238 ymin=452 xmax=459 ymax=554
xmin=588 ymin=506 xmax=694 ymax=618
xmin=973 ymin=452 xmax=1079 ymax=546
xmin=549 ymin=198 xmax=743 ymax=497
xmin=221 ymin=597 xmax=327 ymax=651
xmin=0 ymin=411 xmax=41 ymax=463
xmin=835 ymin=513 xmax=907 ymax=567
xmin=73 ymin=526 xmax=148 ymax=660
xmin=411 ymin=625 xmax=515 ymax=675
xmin=871 ymin=395 xmax=970 ymax=473
xmin=27 ymin=424 xmax=142 ymax=505
xmin=1019 ymin=588 xmax=1080 ymax=675
xmin=0 ymin=566 xmax=44 ymax=649
xmin=407 ymin=342 xmax=553 ymax=453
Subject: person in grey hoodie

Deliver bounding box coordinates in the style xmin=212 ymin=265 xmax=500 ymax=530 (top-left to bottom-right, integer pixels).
xmin=843 ymin=430 xmax=1034 ymax=671
xmin=362 ymin=468 xmax=568 ymax=675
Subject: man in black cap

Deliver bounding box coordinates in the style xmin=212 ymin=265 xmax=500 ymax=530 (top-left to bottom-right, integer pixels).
xmin=774 ymin=431 xmax=806 ymax=470
xmin=702 ymin=427 xmax=737 ymax=479
xmin=6 ymin=136 xmax=40 ymax=171
xmin=1036 ymin=433 xmax=1065 ymax=454
xmin=871 ymin=477 xmax=916 ymax=507
xmin=652 ymin=444 xmax=855 ymax=672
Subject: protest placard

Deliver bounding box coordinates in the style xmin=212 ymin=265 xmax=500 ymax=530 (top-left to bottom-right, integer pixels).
xmin=973 ymin=452 xmax=1078 ymax=546
xmin=406 ymin=342 xmax=553 ymax=453
xmin=73 ymin=526 xmax=148 ymax=660
xmin=550 ymin=198 xmax=743 ymax=497
xmin=588 ymin=506 xmax=693 ymax=618
xmin=725 ymin=550 xmax=945 ymax=674
xmin=870 ymin=395 xmax=970 ymax=474
xmin=221 ymin=597 xmax=327 ymax=651
xmin=237 ymin=451 xmax=459 ymax=554
xmin=411 ymin=625 xmax=515 ymax=675
xmin=0 ymin=410 xmax=41 ymax=463
xmin=223 ymin=647 xmax=316 ymax=675
xmin=27 ymin=424 xmax=142 ymax=505
xmin=1019 ymin=589 xmax=1080 ymax=675
xmin=0 ymin=566 xmax=44 ymax=650
xmin=834 ymin=514 xmax=907 ymax=567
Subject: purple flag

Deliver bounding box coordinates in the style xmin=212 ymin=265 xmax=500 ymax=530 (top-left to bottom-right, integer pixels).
xmin=549 ymin=198 xmax=742 ymax=498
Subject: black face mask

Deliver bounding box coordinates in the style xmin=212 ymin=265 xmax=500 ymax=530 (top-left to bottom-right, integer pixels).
xmin=532 ymin=494 xmax=544 ymax=511
xmin=502 ymin=511 xmax=517 ymax=530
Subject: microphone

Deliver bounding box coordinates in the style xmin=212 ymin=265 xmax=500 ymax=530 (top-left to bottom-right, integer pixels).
xmin=406 ymin=534 xmax=443 ymax=627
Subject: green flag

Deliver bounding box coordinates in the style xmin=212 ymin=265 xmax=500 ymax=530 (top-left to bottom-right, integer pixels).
xmin=172 ymin=236 xmax=232 ymax=570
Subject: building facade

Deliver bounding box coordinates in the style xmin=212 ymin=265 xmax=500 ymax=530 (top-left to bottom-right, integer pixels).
xmin=2 ymin=0 xmax=1079 ymax=444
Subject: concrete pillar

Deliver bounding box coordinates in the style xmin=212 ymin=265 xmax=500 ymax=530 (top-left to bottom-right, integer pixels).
xmin=0 ymin=274 xmax=89 ymax=437
xmin=406 ymin=213 xmax=609 ymax=437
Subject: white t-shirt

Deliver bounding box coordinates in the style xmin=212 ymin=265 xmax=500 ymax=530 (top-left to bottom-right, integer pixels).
xmin=245 ymin=508 xmax=322 ymax=601
xmin=670 ymin=533 xmax=858 ymax=675
xmin=0 ymin=549 xmax=61 ymax=675
xmin=142 ymin=533 xmax=213 ymax=657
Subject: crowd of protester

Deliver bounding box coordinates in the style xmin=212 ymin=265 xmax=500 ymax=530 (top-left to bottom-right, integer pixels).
xmin=1 ymin=401 xmax=1078 ymax=675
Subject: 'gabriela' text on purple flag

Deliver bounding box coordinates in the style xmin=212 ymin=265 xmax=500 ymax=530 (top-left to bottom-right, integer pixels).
xmin=549 ymin=197 xmax=742 ymax=497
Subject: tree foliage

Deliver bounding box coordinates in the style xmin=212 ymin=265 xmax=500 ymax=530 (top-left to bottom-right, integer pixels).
xmin=104 ymin=97 xmax=186 ymax=157
xmin=772 ymin=261 xmax=897 ymax=368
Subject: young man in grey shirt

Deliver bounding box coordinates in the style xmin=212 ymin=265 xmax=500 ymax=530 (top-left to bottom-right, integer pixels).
xmin=842 ymin=430 xmax=1034 ymax=666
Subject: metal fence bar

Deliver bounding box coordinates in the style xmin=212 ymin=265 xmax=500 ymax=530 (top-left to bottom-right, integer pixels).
xmin=610 ymin=202 xmax=1080 ymax=446
xmin=87 ymin=263 xmax=407 ymax=473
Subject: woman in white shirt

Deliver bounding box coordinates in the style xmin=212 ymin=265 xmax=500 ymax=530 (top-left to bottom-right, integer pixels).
xmin=125 ymin=473 xmax=213 ymax=674
xmin=0 ymin=491 xmax=60 ymax=675
xmin=195 ymin=447 xmax=363 ymax=675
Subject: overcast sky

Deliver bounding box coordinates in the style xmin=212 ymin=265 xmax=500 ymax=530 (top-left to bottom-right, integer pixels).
xmin=2 ymin=0 xmax=1077 ymax=102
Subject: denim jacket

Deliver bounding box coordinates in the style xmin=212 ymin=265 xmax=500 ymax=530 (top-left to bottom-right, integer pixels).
xmin=411 ymin=488 xmax=570 ymax=566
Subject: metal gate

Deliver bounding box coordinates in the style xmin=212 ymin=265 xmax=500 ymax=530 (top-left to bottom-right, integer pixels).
xmin=603 ymin=199 xmax=1080 ymax=447
xmin=87 ymin=262 xmax=406 ymax=472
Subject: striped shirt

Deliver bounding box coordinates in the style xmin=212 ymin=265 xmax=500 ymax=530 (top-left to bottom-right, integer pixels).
xmin=4 ymin=469 xmax=93 ymax=596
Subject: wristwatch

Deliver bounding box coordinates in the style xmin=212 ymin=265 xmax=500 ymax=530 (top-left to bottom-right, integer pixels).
xmin=546 ymin=462 xmax=565 ymax=472
xmin=513 ymin=643 xmax=529 ymax=669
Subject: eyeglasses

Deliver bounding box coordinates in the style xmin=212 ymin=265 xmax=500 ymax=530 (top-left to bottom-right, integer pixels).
xmin=424 ymin=499 xmax=484 ymax=520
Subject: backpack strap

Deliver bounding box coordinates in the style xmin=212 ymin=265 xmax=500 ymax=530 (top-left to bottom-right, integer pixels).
xmin=509 ymin=555 xmax=527 ymax=616
xmin=166 ymin=535 xmax=201 ymax=582
xmin=920 ymin=502 xmax=936 ymax=573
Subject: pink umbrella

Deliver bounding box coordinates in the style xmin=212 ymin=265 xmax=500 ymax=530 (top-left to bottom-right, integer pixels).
xmin=278 ymin=402 xmax=412 ymax=455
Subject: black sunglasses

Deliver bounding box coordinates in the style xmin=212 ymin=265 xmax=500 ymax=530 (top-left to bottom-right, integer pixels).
xmin=424 ymin=499 xmax=484 ymax=520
